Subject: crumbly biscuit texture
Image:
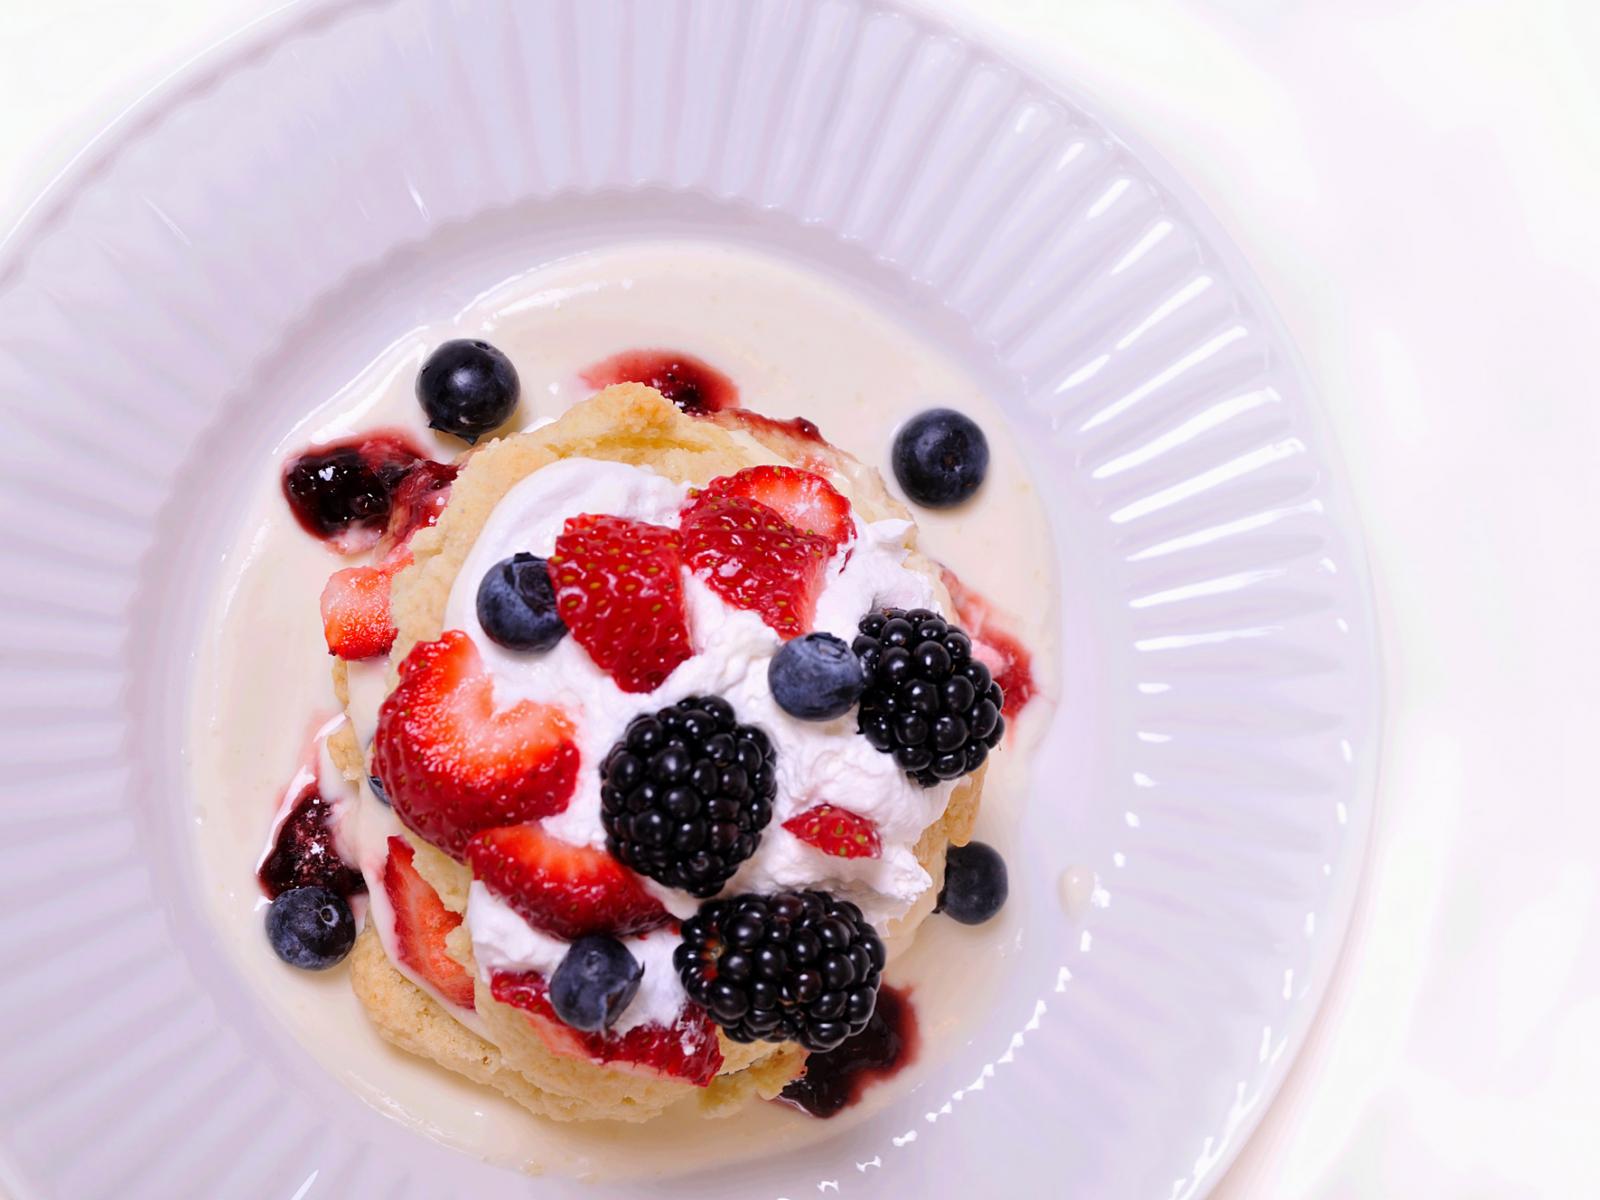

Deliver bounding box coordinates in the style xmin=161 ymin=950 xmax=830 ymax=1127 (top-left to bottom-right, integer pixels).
xmin=350 ymin=928 xmax=806 ymax=1124
xmin=352 ymin=385 xmax=979 ymax=1122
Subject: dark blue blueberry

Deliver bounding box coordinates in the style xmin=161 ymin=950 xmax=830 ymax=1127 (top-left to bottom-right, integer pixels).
xmin=891 ymin=408 xmax=990 ymax=508
xmin=266 ymin=885 xmax=357 ymax=969
xmin=768 ymin=632 xmax=867 ymax=721
xmin=935 ymin=841 xmax=1008 ymax=925
xmin=366 ymin=741 xmax=389 ymax=805
xmin=476 ymin=552 xmax=566 ymax=651
xmin=549 ymin=935 xmax=644 ymax=1032
xmin=416 ymin=339 xmax=520 ymax=443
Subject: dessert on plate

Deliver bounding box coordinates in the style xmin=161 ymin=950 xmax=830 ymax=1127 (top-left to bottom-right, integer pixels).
xmin=246 ymin=320 xmax=1035 ymax=1136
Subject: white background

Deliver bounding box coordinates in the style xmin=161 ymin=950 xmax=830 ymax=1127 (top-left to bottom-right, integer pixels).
xmin=3 ymin=1 xmax=1597 ymax=1195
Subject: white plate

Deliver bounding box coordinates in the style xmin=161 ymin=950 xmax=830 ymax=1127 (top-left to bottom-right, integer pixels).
xmin=0 ymin=1 xmax=1379 ymax=1197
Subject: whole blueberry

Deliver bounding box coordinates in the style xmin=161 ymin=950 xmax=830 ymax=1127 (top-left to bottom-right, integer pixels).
xmin=769 ymin=633 xmax=867 ymax=721
xmin=891 ymin=408 xmax=990 ymax=508
xmin=936 ymin=841 xmax=1008 ymax=925
xmin=476 ymin=552 xmax=566 ymax=651
xmin=416 ymin=339 xmax=520 ymax=443
xmin=266 ymin=885 xmax=357 ymax=969
xmin=550 ymin=935 xmax=644 ymax=1032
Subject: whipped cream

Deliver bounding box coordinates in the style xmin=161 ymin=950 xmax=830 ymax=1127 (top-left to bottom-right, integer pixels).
xmin=191 ymin=240 xmax=1055 ymax=1174
xmin=342 ymin=659 xmax=391 ymax=758
xmin=442 ymin=457 xmax=952 ymax=1028
xmin=467 ymin=883 xmax=688 ymax=1034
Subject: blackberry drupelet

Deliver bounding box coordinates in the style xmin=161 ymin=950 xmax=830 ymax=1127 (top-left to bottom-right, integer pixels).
xmin=600 ymin=696 xmax=776 ymax=897
xmin=853 ymin=607 xmax=1005 ymax=786
xmin=674 ymin=890 xmax=886 ymax=1052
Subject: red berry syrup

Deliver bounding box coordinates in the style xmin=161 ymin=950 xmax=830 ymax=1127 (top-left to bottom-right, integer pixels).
xmin=940 ymin=567 xmax=1037 ymax=720
xmin=581 ymin=349 xmax=740 ymax=415
xmin=373 ymin=458 xmax=458 ymax=562
xmin=779 ymin=985 xmax=919 ymax=1118
xmin=580 ymin=348 xmax=839 ymax=470
xmin=258 ymin=779 xmax=365 ymax=900
xmin=282 ymin=431 xmax=445 ymax=556
xmin=715 ymin=408 xmax=825 ymax=447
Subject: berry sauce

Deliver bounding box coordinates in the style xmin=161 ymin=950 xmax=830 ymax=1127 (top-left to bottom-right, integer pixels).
xmin=580 ymin=349 xmax=740 ymax=415
xmin=940 ymin=567 xmax=1037 ymax=720
xmin=282 ymin=432 xmax=435 ymax=555
xmin=980 ymin=627 xmax=1035 ymax=720
xmin=715 ymin=407 xmax=826 ymax=447
xmin=258 ymin=781 xmax=365 ymax=900
xmin=374 ymin=458 xmax=458 ymax=561
xmin=778 ymin=985 xmax=918 ymax=1119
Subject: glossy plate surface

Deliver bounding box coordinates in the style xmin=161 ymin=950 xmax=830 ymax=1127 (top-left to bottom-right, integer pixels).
xmin=0 ymin=1 xmax=1378 ymax=1196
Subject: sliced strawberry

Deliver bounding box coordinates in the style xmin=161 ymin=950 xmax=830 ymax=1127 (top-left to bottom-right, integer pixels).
xmin=320 ymin=558 xmax=401 ymax=660
xmin=375 ymin=460 xmax=458 ymax=562
xmin=940 ymin=567 xmax=1037 ymax=720
xmin=491 ymin=969 xmax=723 ymax=1086
xmin=703 ymin=466 xmax=852 ymax=546
xmin=679 ymin=493 xmax=831 ymax=639
xmin=549 ymin=514 xmax=692 ymax=693
xmin=373 ymin=631 xmax=578 ymax=859
xmin=383 ymin=835 xmax=475 ymax=1009
xmin=782 ymin=804 xmax=883 ymax=860
xmin=466 ymin=824 xmax=670 ymax=940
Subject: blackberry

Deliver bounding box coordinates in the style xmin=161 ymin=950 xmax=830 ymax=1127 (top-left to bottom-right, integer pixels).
xmin=674 ymin=890 xmax=885 ymax=1052
xmin=853 ymin=607 xmax=1004 ymax=786
xmin=600 ymin=696 xmax=776 ymax=897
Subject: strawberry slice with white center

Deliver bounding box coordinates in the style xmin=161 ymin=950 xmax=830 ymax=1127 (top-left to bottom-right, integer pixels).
xmin=702 ymin=465 xmax=853 ymax=546
xmin=490 ymin=969 xmax=723 ymax=1086
xmin=373 ymin=631 xmax=578 ymax=859
xmin=466 ymin=823 xmax=670 ymax=940
xmin=679 ymin=493 xmax=832 ymax=639
xmin=322 ymin=461 xmax=457 ymax=660
xmin=320 ymin=552 xmax=409 ymax=660
xmin=383 ymin=835 xmax=476 ymax=1009
xmin=548 ymin=514 xmax=692 ymax=694
xmin=782 ymin=803 xmax=883 ymax=859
